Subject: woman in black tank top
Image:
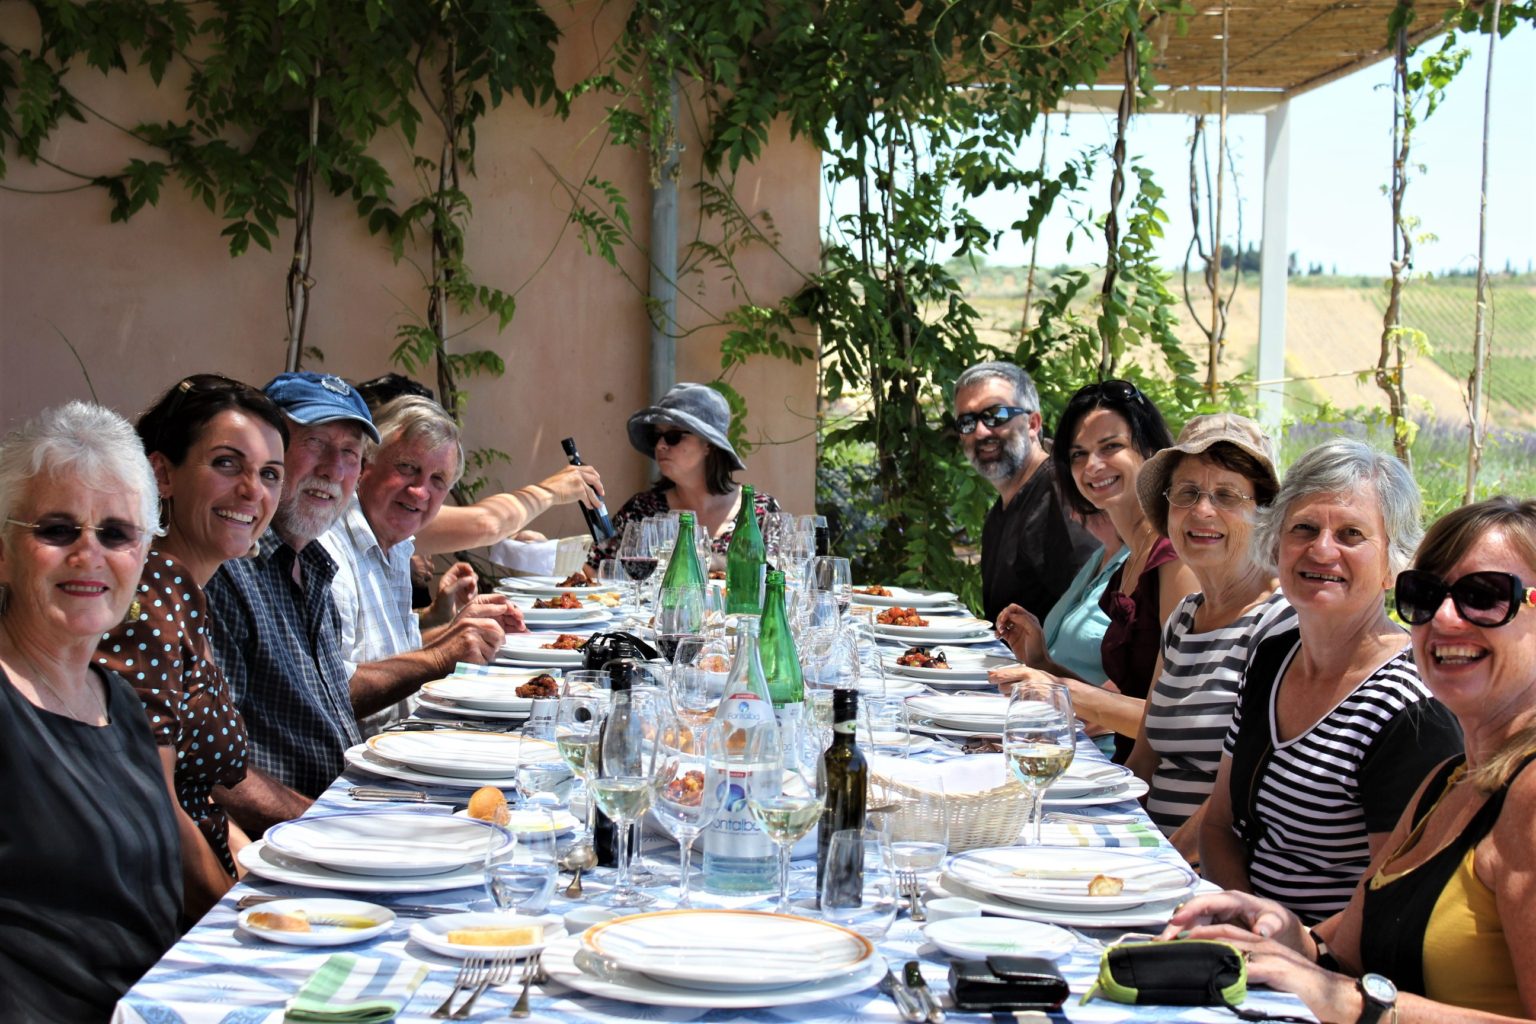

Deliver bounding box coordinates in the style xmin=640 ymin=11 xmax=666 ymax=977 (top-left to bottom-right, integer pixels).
xmin=1154 ymin=498 xmax=1536 ymax=1023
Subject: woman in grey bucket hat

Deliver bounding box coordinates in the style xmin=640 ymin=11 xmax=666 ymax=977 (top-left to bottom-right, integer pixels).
xmin=586 ymin=383 xmax=780 ymax=573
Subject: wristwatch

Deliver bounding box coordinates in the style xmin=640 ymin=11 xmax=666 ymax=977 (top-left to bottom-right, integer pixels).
xmin=1356 ymin=973 xmax=1398 ymax=1024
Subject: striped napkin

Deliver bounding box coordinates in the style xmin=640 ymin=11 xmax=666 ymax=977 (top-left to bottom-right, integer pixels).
xmin=285 ymin=954 xmax=428 ymax=1023
xmin=1037 ymin=820 xmax=1163 ymax=848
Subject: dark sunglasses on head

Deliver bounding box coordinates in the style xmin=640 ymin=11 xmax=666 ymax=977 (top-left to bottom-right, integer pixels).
xmin=1394 ymin=568 xmax=1536 ymax=628
xmin=7 ymin=516 xmax=146 ymax=552
xmin=1076 ymin=378 xmax=1146 ymax=406
xmin=652 ymin=428 xmax=691 ymax=448
xmin=956 ymin=405 xmax=1029 ymax=435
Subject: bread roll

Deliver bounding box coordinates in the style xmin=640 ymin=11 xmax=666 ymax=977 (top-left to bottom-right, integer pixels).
xmin=468 ymin=786 xmax=510 ymax=825
xmin=248 ymin=910 xmax=312 ymax=933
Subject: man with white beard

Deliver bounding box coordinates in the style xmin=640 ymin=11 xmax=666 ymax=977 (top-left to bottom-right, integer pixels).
xmin=205 ymin=374 xmax=511 ymax=819
xmin=954 ymin=362 xmax=1096 ymax=624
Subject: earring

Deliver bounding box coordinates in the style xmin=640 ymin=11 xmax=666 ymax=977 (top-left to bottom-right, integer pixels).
xmin=126 ymin=596 xmax=142 ymax=622
xmin=158 ymin=496 xmax=173 ymax=535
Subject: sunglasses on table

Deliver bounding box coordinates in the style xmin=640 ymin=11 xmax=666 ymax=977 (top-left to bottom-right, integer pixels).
xmin=1394 ymin=569 xmax=1536 ymax=628
xmin=7 ymin=517 xmax=148 ymax=552
xmin=956 ymin=405 xmax=1030 ymax=435
xmin=1164 ymin=484 xmax=1254 ymax=511
xmin=651 ymin=428 xmax=692 ymax=448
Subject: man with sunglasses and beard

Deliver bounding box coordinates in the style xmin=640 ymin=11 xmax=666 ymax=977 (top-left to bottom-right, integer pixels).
xmin=954 ymin=362 xmax=1097 ymax=624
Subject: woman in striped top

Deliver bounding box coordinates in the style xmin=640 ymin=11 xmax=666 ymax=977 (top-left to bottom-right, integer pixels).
xmin=1200 ymin=440 xmax=1462 ymax=924
xmin=1125 ymin=415 xmax=1297 ymax=861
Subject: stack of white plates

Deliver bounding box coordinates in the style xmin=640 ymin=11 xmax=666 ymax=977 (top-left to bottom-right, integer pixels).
xmin=418 ymin=673 xmax=545 ymax=719
xmin=345 ymin=732 xmax=563 ymax=790
xmin=502 ymin=593 xmax=616 ymax=628
xmin=497 ymin=575 xmax=597 ymax=596
xmin=882 ymin=647 xmax=1015 ymax=687
xmin=904 ymin=693 xmax=1011 ymax=735
xmin=1042 ymin=761 xmax=1149 ymax=807
xmin=544 ymin=910 xmax=885 ymax=1008
xmin=499 ymin=632 xmax=591 ymax=667
xmin=236 ymin=810 xmax=511 ymax=894
xmin=938 ymin=847 xmax=1198 ymax=927
xmin=851 ymin=585 xmax=960 ymax=608
xmin=872 ymin=615 xmax=996 ymax=645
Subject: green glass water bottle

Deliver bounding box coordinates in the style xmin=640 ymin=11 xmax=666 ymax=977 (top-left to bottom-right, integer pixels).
xmin=724 ymin=485 xmax=766 ymax=615
xmin=759 ymin=570 xmax=805 ymax=733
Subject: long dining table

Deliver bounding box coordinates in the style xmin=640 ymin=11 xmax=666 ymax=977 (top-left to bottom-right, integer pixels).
xmin=113 ymin=619 xmax=1316 ymax=1024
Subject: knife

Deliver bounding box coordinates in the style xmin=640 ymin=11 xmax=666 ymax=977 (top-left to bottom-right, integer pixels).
xmin=234 ymin=893 xmax=440 ymax=918
xmin=347 ymin=787 xmax=462 ymax=805
xmin=904 ymin=960 xmax=946 ymax=1023
xmin=879 ymin=967 xmax=926 ymax=1022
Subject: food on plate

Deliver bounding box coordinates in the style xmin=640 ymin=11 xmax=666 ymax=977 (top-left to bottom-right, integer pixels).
xmin=534 ymin=593 xmax=583 ymax=610
xmin=877 ymin=606 xmax=928 ymax=627
xmin=708 ymin=569 xmax=726 ymax=580
xmin=1087 ymin=874 xmax=1125 ymax=897
xmin=467 ymin=786 xmax=510 ymax=825
xmin=663 ymin=769 xmax=706 ymax=806
xmin=515 ymin=674 xmax=559 ymax=699
xmin=588 ymin=591 xmax=622 ymax=608
xmin=854 ymin=584 xmax=892 ymax=597
xmin=896 ymin=646 xmax=949 ymax=669
xmin=247 ymin=910 xmax=311 ymax=933
xmin=558 ymin=572 xmax=594 ymax=588
xmin=447 ymin=924 xmax=544 ymax=946
xmin=541 ymin=633 xmax=586 ymax=650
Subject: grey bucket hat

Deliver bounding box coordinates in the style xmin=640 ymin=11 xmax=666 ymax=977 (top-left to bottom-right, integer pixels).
xmin=626 ymin=383 xmax=745 ymax=471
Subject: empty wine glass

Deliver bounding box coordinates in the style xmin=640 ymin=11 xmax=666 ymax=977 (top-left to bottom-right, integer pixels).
xmin=748 ymin=734 xmax=827 ymax=914
xmin=1003 ymin=679 xmax=1076 ymax=845
xmin=514 ymin=727 xmax=566 ymax=807
xmin=484 ymin=808 xmax=557 ymax=914
xmin=811 ymin=556 xmax=853 ymax=617
xmin=591 ymin=688 xmax=665 ymax=907
xmin=874 ymin=762 xmax=949 ymax=878
xmin=656 ymin=586 xmax=705 ymax=651
xmin=652 ymin=722 xmax=726 ymax=908
xmin=670 ymin=636 xmax=730 ymax=727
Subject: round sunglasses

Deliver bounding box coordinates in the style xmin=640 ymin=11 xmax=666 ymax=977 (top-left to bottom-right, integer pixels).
xmin=1394 ymin=568 xmax=1536 ymax=628
xmin=7 ymin=516 xmax=147 ymax=552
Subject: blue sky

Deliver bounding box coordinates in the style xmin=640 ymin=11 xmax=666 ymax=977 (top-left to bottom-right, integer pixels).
xmin=825 ymin=25 xmax=1535 ymax=276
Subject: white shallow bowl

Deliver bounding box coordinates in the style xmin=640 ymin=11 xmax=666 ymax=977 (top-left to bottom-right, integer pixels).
xmin=410 ymin=912 xmax=565 ymax=960
xmin=923 ymin=916 xmax=1075 ymax=961
xmin=237 ymin=898 xmax=394 ymax=946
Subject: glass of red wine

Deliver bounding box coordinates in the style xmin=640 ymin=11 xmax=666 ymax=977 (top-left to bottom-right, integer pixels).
xmin=616 ymin=520 xmax=658 ymax=626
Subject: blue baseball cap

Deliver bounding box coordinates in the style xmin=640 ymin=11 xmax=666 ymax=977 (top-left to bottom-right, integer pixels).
xmin=263 ymin=372 xmax=381 ymax=443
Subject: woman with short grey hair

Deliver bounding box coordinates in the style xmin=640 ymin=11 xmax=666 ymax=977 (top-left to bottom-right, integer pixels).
xmin=0 ymin=401 xmax=182 ymax=1021
xmin=1200 ymin=439 xmax=1463 ymax=924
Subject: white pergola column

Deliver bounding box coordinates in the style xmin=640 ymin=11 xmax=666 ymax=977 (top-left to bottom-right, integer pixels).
xmin=1257 ymin=99 xmax=1292 ymax=433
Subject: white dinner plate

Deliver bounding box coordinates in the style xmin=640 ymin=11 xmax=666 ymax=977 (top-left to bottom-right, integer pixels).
xmin=237 ymin=898 xmax=395 ymax=946
xmin=946 ymin=847 xmax=1198 ymax=912
xmin=409 ymin=912 xmax=565 ymax=960
xmin=850 ymin=585 xmax=961 ymax=608
xmin=421 ymin=676 xmax=539 ymax=712
xmin=345 ymin=743 xmax=521 ymax=790
xmin=930 ymin=873 xmax=1192 ymax=929
xmin=512 ymin=607 xmax=612 ymax=628
xmin=862 ymin=731 xmax=935 ymax=755
xmin=873 ymin=618 xmax=996 ymax=642
xmin=872 ymin=677 xmax=927 ymax=698
xmin=854 ymin=600 xmax=967 ymax=618
xmin=497 ymin=575 xmax=598 ymax=595
xmin=367 ymin=730 xmax=530 ymax=779
xmin=1049 ymin=761 xmax=1136 ymax=797
xmin=546 ymin=936 xmax=886 ymax=1008
xmin=582 ymin=909 xmax=874 ymax=991
xmin=451 ymin=808 xmax=580 ymax=834
xmin=238 ymin=840 xmax=497 ymax=894
xmin=416 ymin=695 xmax=530 ymax=721
xmin=265 ymin=810 xmax=511 ymax=877
xmin=882 ymin=648 xmax=1014 ymax=682
xmin=499 ymin=633 xmax=590 ymax=666
xmin=904 ymin=694 xmax=1011 ymax=731
xmin=1042 ymin=775 xmax=1149 ymax=807
xmin=922 ymin=916 xmax=1075 ymax=961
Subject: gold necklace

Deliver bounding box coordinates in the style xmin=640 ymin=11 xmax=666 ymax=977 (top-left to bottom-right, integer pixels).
xmin=0 ymin=622 xmax=106 ymax=723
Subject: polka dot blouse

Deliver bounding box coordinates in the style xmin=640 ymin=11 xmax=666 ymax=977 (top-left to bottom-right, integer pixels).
xmin=97 ymin=550 xmax=248 ymax=877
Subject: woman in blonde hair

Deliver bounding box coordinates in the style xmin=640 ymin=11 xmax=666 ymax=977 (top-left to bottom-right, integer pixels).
xmin=1165 ymin=496 xmax=1536 ymax=1022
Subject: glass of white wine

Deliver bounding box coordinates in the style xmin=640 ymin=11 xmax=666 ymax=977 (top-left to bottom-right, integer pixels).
xmin=1003 ymin=679 xmax=1075 ymax=845
xmin=748 ymin=736 xmax=827 ymax=914
xmin=555 ymin=694 xmax=605 ymax=848
xmin=591 ymin=689 xmax=665 ymax=907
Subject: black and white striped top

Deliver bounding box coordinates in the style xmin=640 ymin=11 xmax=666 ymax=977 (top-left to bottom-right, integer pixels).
xmin=1222 ymin=627 xmax=1463 ymax=924
xmin=1144 ymin=591 xmax=1295 ymax=835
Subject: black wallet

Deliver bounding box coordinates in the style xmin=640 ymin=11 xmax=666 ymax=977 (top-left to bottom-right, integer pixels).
xmin=948 ymin=955 xmax=1070 ymax=1012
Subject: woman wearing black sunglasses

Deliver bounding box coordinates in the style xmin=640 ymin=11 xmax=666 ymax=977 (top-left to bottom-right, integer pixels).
xmin=1166 ymin=497 xmax=1536 ymax=1022
xmin=586 ymin=383 xmax=780 ymax=574
xmin=0 ymin=402 xmax=182 ymax=1022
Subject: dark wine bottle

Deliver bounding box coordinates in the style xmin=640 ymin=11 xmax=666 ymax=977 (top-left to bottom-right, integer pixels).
xmin=816 ymin=687 xmax=867 ymax=902
xmin=560 ymin=437 xmax=616 ymax=542
xmin=593 ymin=659 xmax=640 ymax=867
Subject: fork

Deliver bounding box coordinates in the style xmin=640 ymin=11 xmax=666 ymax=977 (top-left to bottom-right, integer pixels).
xmin=451 ymin=950 xmax=516 ymax=1019
xmin=432 ymin=956 xmax=486 ymax=1019
xmin=898 ymin=870 xmax=927 ymax=922
xmin=509 ymin=951 xmax=544 ymax=1018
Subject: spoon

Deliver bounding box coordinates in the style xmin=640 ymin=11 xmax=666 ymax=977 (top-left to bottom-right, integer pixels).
xmin=562 ymin=845 xmax=596 ymax=899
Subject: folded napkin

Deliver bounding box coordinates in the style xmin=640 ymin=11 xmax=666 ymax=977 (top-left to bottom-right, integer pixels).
xmin=1037 ymin=820 xmax=1163 ymax=848
xmin=869 ymin=752 xmax=1009 ymax=794
xmin=285 ymin=953 xmax=427 ymax=1023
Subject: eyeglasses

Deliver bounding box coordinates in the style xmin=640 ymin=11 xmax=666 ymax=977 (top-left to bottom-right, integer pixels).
xmin=1165 ymin=484 xmax=1254 ymax=511
xmin=6 ymin=517 xmax=147 ymax=552
xmin=652 ymin=429 xmax=691 ymax=448
xmin=956 ymin=405 xmax=1029 ymax=435
xmin=1394 ymin=569 xmax=1536 ymax=628
xmin=1076 ymin=378 xmax=1146 ymax=406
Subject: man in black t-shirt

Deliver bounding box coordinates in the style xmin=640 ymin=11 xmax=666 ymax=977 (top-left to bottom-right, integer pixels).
xmin=954 ymin=362 xmax=1096 ymax=624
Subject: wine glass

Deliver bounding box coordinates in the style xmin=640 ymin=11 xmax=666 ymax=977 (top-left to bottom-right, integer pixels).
xmin=874 ymin=762 xmax=949 ymax=878
xmin=514 ymin=726 xmax=566 ymax=807
xmin=596 ymin=557 xmax=633 ymax=628
xmin=656 ymin=585 xmax=705 ymax=653
xmin=618 ymin=520 xmax=658 ymax=623
xmin=761 ymin=512 xmax=797 ymax=567
xmin=670 ymin=635 xmax=730 ymax=727
xmin=819 ymin=827 xmax=898 ymax=938
xmin=592 ymin=688 xmax=665 ymax=907
xmin=652 ymin=722 xmax=727 ymax=908
xmin=811 ymin=556 xmax=852 ymax=617
xmin=748 ymin=734 xmax=827 ymax=914
xmin=555 ymin=693 xmax=605 ymax=850
xmin=484 ymin=807 xmax=558 ymax=914
xmin=1003 ymin=679 xmax=1076 ymax=845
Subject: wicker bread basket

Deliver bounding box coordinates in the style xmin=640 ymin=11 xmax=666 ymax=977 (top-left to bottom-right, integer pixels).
xmin=870 ymin=767 xmax=1029 ymax=853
